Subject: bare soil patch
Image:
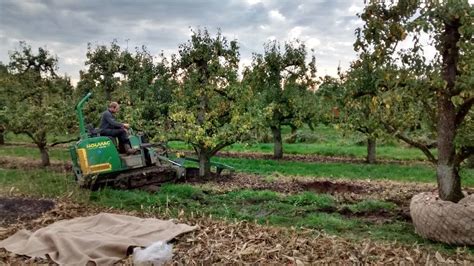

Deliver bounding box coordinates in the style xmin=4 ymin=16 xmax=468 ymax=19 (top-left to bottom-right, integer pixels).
xmin=302 ymin=180 xmax=366 ymax=194
xmin=212 ymin=150 xmax=428 ymax=165
xmin=0 ymin=197 xmax=55 ymax=226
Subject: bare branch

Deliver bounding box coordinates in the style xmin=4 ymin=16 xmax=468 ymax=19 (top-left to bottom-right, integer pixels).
xmin=15 ymin=130 xmax=37 ymax=145
xmin=356 ymin=127 xmax=370 ymax=134
xmin=50 ymin=137 xmax=79 ymax=147
xmin=213 ymin=87 xmax=234 ymax=101
xmin=384 ymin=124 xmax=437 ymax=164
xmin=455 ymin=97 xmax=474 ymax=127
xmin=455 ymin=146 xmax=474 ymax=167
xmin=210 ymin=142 xmax=232 ymax=156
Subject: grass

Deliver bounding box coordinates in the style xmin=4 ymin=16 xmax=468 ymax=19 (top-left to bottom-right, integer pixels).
xmin=0 ymin=145 xmax=69 ymax=161
xmin=74 ymin=186 xmax=474 ymax=252
xmin=1 ymin=145 xmax=473 ymax=186
xmin=167 ymin=124 xmax=435 ymax=161
xmin=1 ymin=126 xmax=472 ymax=256
xmin=284 ymin=191 xmax=335 ymax=208
xmin=5 ymin=124 xmax=434 ymax=161
xmin=169 ymin=141 xmax=433 ymax=161
xmin=213 ymin=157 xmax=474 ymax=186
xmin=0 ymin=167 xmax=468 ymax=254
xmin=346 ymin=199 xmax=397 ymax=213
xmin=0 ymin=168 xmax=87 ymax=200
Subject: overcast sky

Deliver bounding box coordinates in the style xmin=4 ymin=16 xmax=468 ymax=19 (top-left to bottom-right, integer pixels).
xmin=0 ymin=0 xmax=366 ymax=85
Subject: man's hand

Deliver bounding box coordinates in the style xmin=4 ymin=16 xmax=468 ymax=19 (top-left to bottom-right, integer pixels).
xmin=123 ymin=123 xmax=130 ymax=129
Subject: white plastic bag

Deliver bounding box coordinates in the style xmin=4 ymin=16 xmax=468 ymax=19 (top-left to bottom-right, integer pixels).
xmin=133 ymin=241 xmax=173 ymax=265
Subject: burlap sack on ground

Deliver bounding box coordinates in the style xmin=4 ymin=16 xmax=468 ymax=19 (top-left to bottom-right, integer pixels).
xmin=410 ymin=192 xmax=474 ymax=245
xmin=0 ymin=213 xmax=197 ymax=265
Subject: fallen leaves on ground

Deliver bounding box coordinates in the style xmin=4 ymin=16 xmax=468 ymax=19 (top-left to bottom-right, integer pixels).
xmin=0 ymin=198 xmax=473 ymax=265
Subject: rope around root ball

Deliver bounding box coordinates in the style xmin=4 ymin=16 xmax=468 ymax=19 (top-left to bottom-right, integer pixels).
xmin=410 ymin=192 xmax=474 ymax=245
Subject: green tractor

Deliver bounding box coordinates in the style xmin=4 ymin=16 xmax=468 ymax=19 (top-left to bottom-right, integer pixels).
xmin=69 ymin=92 xmax=233 ymax=189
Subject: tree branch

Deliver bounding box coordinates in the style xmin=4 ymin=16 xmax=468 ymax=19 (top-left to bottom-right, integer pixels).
xmin=384 ymin=124 xmax=437 ymax=164
xmin=191 ymin=143 xmax=200 ymax=156
xmin=356 ymin=127 xmax=370 ymax=134
xmin=50 ymin=137 xmax=79 ymax=147
xmin=210 ymin=142 xmax=232 ymax=156
xmin=425 ymin=142 xmax=438 ymax=149
xmin=455 ymin=97 xmax=474 ymax=127
xmin=213 ymin=87 xmax=235 ymax=101
xmin=454 ymin=146 xmax=474 ymax=167
xmin=14 ymin=130 xmax=37 ymax=145
xmin=353 ymin=90 xmax=376 ymax=99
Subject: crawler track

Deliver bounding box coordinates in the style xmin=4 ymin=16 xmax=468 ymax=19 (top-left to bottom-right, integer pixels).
xmin=81 ymin=166 xmax=179 ymax=190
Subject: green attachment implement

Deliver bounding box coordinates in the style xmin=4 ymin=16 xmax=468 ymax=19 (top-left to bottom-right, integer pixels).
xmin=76 ymin=92 xmax=92 ymax=140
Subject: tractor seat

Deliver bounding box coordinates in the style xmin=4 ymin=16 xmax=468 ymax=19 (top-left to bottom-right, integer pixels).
xmin=86 ymin=124 xmax=100 ymax=137
xmin=86 ymin=124 xmax=118 ymax=149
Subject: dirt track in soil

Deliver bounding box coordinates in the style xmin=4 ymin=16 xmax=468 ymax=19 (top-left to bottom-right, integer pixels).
xmin=190 ymin=150 xmax=430 ymax=165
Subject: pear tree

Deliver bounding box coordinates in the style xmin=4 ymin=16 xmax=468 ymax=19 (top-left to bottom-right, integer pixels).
xmin=1 ymin=43 xmax=75 ymax=166
xmin=169 ymin=29 xmax=258 ymax=177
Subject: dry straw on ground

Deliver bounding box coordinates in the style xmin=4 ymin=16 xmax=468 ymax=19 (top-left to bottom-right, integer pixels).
xmin=1 ymin=198 xmax=473 ymax=265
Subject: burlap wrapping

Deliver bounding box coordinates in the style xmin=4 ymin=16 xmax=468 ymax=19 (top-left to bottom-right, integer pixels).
xmin=0 ymin=213 xmax=197 ymax=265
xmin=410 ymin=192 xmax=474 ymax=245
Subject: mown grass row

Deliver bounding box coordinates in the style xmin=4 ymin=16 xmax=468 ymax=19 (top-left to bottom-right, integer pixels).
xmin=1 ymin=145 xmax=473 ymax=186
xmin=4 ymin=124 xmax=434 ymax=161
xmin=168 ymin=141 xmax=433 ymax=161
xmin=213 ymin=157 xmax=474 ymax=185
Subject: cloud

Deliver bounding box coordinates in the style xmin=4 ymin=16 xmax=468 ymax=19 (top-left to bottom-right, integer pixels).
xmin=0 ymin=0 xmax=365 ymax=82
xmin=268 ymin=9 xmax=286 ymax=22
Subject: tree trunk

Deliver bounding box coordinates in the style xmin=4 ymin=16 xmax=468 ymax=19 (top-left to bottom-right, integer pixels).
xmin=286 ymin=125 xmax=298 ymax=144
xmin=467 ymin=155 xmax=474 ymax=169
xmin=39 ymin=145 xmax=50 ymax=167
xmin=198 ymin=152 xmax=211 ymax=178
xmin=366 ymin=137 xmax=376 ymax=164
xmin=105 ymin=87 xmax=112 ymax=101
xmin=436 ymin=18 xmax=463 ymax=202
xmin=271 ymin=126 xmax=283 ymax=159
xmin=0 ymin=125 xmax=4 ymax=145
xmin=437 ymin=163 xmax=462 ymax=201
xmin=436 ymin=95 xmax=463 ymax=202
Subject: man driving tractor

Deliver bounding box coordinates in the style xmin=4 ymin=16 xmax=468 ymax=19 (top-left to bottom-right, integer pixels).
xmin=99 ymin=102 xmax=138 ymax=155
